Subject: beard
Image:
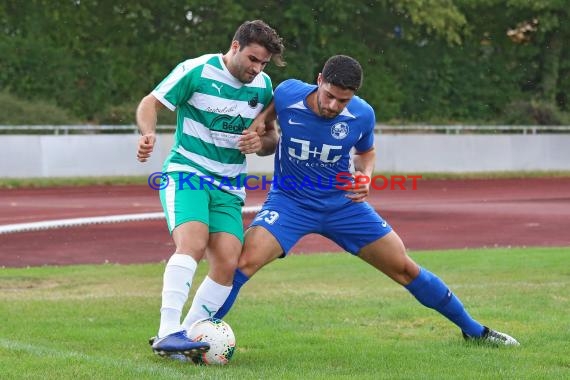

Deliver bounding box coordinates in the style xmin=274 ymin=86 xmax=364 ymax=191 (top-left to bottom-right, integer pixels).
xmin=317 ymin=98 xmax=339 ymax=118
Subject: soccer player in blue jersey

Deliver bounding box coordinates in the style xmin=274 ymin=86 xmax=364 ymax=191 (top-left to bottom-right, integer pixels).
xmin=214 ymin=55 xmax=519 ymax=346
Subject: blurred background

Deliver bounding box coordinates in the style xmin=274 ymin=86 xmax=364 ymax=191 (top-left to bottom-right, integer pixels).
xmin=1 ymin=0 xmax=569 ymax=178
xmin=0 ymin=0 xmax=568 ymax=126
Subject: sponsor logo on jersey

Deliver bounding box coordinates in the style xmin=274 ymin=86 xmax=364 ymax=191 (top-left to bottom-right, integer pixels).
xmin=287 ymin=138 xmax=343 ymax=164
xmin=211 ymin=114 xmax=246 ymax=133
xmin=206 ymin=105 xmax=238 ymax=114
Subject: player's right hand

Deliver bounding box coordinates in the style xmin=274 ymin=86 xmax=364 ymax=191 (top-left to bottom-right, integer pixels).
xmin=344 ymin=171 xmax=370 ymax=202
xmin=137 ymin=133 xmax=156 ymax=162
xmin=247 ymin=117 xmax=267 ymax=136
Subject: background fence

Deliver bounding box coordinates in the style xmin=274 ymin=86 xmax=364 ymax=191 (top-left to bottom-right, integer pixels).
xmin=1 ymin=126 xmax=569 ymax=178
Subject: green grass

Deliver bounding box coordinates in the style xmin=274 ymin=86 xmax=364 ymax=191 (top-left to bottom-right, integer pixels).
xmin=0 ymin=176 xmax=150 ymax=189
xmin=1 ymin=171 xmax=569 ymax=189
xmin=1 ymin=247 xmax=569 ymax=379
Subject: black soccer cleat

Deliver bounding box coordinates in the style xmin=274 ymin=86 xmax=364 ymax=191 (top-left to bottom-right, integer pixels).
xmin=463 ymin=326 xmax=520 ymax=346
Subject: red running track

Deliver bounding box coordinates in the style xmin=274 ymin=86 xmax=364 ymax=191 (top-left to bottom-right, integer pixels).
xmin=1 ymin=178 xmax=569 ymax=267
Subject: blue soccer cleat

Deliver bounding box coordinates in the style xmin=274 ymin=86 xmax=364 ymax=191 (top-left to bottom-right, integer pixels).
xmin=150 ymin=330 xmax=210 ymax=360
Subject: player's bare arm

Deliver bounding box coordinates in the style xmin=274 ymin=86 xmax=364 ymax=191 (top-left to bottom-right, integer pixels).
xmin=347 ymin=147 xmax=376 ymax=202
xmin=238 ymin=100 xmax=278 ymax=156
xmin=256 ymin=120 xmax=279 ymax=156
xmin=136 ymin=94 xmax=164 ymax=162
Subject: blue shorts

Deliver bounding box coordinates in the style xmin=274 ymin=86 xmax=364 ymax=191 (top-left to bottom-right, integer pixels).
xmin=250 ymin=194 xmax=392 ymax=256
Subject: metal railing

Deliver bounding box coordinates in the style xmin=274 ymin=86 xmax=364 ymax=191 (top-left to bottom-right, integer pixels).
xmin=1 ymin=124 xmax=570 ymax=135
xmin=374 ymin=125 xmax=570 ymax=135
xmin=0 ymin=125 xmax=175 ymax=135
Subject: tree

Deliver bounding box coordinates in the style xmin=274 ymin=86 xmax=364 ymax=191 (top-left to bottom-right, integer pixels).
xmin=1 ymin=0 xmax=566 ymax=123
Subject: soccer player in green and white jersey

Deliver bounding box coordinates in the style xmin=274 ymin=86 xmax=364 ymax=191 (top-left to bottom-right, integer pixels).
xmin=136 ymin=20 xmax=284 ymax=361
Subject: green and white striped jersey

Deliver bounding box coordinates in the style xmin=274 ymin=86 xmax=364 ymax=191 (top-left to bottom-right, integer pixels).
xmin=152 ymin=53 xmax=273 ymax=201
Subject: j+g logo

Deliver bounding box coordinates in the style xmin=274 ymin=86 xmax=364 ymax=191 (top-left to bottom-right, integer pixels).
xmin=287 ymin=138 xmax=342 ymax=163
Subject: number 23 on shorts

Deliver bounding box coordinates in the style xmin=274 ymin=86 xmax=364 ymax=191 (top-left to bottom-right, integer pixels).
xmin=254 ymin=210 xmax=280 ymax=225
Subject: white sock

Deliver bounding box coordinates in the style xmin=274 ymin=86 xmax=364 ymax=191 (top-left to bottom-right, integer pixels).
xmin=158 ymin=253 xmax=197 ymax=338
xmin=182 ymin=276 xmax=232 ymax=331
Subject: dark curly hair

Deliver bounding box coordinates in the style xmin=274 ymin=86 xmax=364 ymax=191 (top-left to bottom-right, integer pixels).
xmin=322 ymin=55 xmax=362 ymax=91
xmin=233 ymin=20 xmax=286 ymax=67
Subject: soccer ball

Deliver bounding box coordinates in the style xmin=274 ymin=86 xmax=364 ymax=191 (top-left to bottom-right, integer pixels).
xmin=187 ymin=317 xmax=236 ymax=365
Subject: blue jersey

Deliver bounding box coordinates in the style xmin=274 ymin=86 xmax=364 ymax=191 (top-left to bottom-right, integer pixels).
xmin=269 ymin=79 xmax=376 ymax=208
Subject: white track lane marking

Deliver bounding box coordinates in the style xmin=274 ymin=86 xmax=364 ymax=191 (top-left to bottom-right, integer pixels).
xmin=0 ymin=206 xmax=262 ymax=234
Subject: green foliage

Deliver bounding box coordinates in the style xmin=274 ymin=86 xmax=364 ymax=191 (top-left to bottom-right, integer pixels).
xmin=0 ymin=92 xmax=78 ymax=125
xmin=94 ymin=103 xmax=139 ymax=125
xmin=94 ymin=102 xmax=177 ymax=125
xmin=0 ymin=0 xmax=568 ymax=124
xmin=391 ymin=0 xmax=467 ymax=44
xmin=501 ymin=99 xmax=570 ymax=125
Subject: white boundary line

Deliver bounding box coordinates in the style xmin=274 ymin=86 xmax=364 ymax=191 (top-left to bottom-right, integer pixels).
xmin=0 ymin=205 xmax=262 ymax=235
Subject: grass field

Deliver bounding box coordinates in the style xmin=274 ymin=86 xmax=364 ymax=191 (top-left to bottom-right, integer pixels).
xmin=1 ymin=247 xmax=569 ymax=379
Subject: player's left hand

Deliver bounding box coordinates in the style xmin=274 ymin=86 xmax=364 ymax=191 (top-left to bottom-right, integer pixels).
xmin=345 ymin=171 xmax=370 ymax=202
xmin=238 ymin=129 xmax=262 ymax=154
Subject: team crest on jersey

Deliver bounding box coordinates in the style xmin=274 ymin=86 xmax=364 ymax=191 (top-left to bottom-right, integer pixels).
xmin=248 ymin=94 xmax=259 ymax=108
xmin=330 ymin=122 xmax=349 ymax=139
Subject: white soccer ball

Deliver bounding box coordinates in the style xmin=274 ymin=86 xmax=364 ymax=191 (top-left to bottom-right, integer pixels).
xmin=187 ymin=317 xmax=236 ymax=365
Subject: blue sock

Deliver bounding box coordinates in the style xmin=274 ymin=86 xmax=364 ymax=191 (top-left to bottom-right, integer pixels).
xmin=405 ymin=267 xmax=485 ymax=337
xmin=213 ymin=269 xmax=250 ymax=319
